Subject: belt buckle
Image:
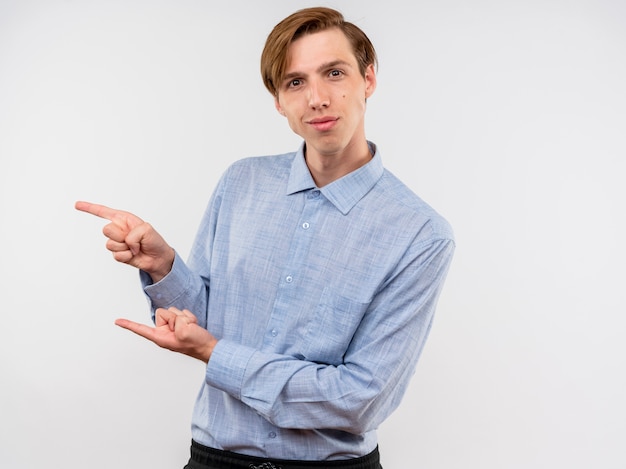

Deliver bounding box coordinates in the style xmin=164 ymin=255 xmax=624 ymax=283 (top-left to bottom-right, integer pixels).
xmin=249 ymin=463 xmax=282 ymax=469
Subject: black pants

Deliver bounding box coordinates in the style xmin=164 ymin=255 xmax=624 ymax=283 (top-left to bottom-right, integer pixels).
xmin=184 ymin=440 xmax=383 ymax=469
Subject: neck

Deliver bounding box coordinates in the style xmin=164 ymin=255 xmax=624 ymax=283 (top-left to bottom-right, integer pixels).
xmin=305 ymin=140 xmax=372 ymax=187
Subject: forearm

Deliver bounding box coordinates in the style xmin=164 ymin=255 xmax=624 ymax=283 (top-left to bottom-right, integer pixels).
xmin=206 ymin=335 xmax=417 ymax=434
xmin=142 ymin=252 xmax=210 ymax=327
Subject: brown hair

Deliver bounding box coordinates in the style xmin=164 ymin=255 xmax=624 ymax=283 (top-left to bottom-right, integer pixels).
xmin=260 ymin=7 xmax=378 ymax=96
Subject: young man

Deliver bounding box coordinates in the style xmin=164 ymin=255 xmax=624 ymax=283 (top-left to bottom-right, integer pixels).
xmin=76 ymin=7 xmax=454 ymax=469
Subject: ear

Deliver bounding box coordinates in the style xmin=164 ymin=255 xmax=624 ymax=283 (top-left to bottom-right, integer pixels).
xmin=364 ymin=63 xmax=377 ymax=99
xmin=274 ymin=96 xmax=286 ymax=116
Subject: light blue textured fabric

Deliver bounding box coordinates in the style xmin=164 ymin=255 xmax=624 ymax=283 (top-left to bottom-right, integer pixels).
xmin=142 ymin=142 xmax=455 ymax=460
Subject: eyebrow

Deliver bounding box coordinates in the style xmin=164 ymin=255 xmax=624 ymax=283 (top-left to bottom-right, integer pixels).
xmin=282 ymin=60 xmax=353 ymax=82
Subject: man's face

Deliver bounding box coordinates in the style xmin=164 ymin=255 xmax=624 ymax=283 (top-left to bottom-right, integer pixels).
xmin=274 ymin=28 xmax=376 ymax=161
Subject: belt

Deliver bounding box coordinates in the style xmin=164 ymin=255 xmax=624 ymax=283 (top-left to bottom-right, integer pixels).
xmin=187 ymin=440 xmax=381 ymax=469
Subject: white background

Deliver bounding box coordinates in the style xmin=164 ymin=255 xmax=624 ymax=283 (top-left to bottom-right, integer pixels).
xmin=1 ymin=1 xmax=625 ymax=468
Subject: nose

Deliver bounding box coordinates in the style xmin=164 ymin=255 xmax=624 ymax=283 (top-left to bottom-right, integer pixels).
xmin=307 ymin=80 xmax=330 ymax=109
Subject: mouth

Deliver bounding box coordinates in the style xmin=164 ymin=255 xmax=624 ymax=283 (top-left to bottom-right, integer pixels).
xmin=307 ymin=116 xmax=339 ymax=132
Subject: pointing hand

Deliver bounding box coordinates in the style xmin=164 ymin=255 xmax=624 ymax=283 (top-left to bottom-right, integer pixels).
xmin=75 ymin=201 xmax=175 ymax=282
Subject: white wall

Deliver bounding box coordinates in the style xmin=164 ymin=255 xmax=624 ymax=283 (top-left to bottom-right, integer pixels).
xmin=1 ymin=1 xmax=624 ymax=468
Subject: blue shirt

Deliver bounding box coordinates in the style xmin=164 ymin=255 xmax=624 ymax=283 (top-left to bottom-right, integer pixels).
xmin=142 ymin=142 xmax=455 ymax=460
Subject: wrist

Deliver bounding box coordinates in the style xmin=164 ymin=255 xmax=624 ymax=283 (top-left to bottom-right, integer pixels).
xmin=200 ymin=338 xmax=218 ymax=363
xmin=149 ymin=248 xmax=175 ymax=283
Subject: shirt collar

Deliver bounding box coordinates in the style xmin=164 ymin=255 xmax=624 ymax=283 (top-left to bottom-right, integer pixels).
xmin=286 ymin=141 xmax=384 ymax=215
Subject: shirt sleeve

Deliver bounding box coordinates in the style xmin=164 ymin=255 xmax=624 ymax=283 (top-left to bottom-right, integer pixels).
xmin=205 ymin=235 xmax=455 ymax=434
xmin=141 ymin=252 xmax=208 ymax=324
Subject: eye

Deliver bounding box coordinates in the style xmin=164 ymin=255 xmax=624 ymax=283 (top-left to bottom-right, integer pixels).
xmin=287 ymin=78 xmax=302 ymax=88
xmin=329 ymin=69 xmax=343 ymax=78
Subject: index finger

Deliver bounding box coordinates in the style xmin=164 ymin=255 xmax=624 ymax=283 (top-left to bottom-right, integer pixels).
xmin=115 ymin=318 xmax=157 ymax=342
xmin=75 ymin=200 xmax=122 ymax=221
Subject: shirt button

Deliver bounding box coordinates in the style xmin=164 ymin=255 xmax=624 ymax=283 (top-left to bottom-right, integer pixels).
xmin=270 ymin=329 xmax=278 ymax=337
xmin=302 ymin=222 xmax=310 ymax=230
xmin=285 ymin=275 xmax=293 ymax=283
xmin=268 ymin=431 xmax=277 ymax=439
xmin=309 ymin=190 xmax=320 ymax=199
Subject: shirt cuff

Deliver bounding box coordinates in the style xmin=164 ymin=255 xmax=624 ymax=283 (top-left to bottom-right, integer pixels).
xmin=142 ymin=252 xmax=191 ymax=309
xmin=206 ymin=339 xmax=255 ymax=399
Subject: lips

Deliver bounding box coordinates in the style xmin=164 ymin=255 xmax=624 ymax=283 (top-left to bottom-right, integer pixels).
xmin=307 ymin=116 xmax=338 ymax=132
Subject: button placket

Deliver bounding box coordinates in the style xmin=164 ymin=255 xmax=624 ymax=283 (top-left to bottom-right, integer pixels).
xmin=263 ymin=189 xmax=322 ymax=351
